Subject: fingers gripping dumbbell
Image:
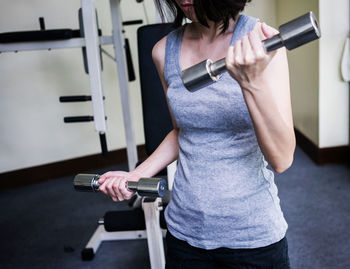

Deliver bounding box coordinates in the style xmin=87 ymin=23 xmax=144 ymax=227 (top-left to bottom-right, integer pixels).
xmin=73 ymin=173 xmax=167 ymax=198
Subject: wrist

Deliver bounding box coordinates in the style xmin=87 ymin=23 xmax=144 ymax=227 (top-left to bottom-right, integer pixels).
xmin=130 ymin=170 xmax=143 ymax=179
xmin=240 ymin=76 xmax=269 ymax=95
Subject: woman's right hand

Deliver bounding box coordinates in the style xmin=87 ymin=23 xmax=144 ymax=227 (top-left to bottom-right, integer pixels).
xmin=98 ymin=170 xmax=142 ymax=202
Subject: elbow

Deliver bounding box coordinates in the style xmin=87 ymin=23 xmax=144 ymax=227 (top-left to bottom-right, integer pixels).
xmin=271 ymin=155 xmax=294 ymax=174
xmin=273 ymin=163 xmax=291 ymax=174
xmin=272 ymin=136 xmax=296 ymax=174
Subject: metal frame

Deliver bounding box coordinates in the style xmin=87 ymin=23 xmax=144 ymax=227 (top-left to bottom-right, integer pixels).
xmin=82 ymin=162 xmax=176 ymax=268
xmin=85 ymin=225 xmax=148 ymax=254
xmin=84 ymin=198 xmax=167 ymax=268
xmin=109 ymin=0 xmax=138 ymax=170
xmin=0 ymin=0 xmax=138 ymax=171
xmin=167 ymin=161 xmax=177 ymax=191
xmin=0 ymin=1 xmax=174 ymax=267
xmin=81 ymin=0 xmax=106 ymax=136
xmin=142 ymin=198 xmax=166 ymax=269
xmin=0 ymin=36 xmax=113 ymax=52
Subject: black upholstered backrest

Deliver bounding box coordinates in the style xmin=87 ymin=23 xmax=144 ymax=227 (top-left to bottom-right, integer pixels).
xmin=137 ymin=23 xmax=176 ymax=156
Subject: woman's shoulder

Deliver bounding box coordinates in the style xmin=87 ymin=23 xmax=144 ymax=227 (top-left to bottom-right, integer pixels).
xmin=152 ymin=26 xmax=183 ymax=69
xmin=152 ymin=35 xmax=167 ymax=70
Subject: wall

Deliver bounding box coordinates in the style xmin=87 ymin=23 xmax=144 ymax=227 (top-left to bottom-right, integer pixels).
xmin=276 ymin=0 xmax=320 ymax=145
xmin=319 ymin=0 xmax=349 ymax=147
xmin=276 ymin=0 xmax=350 ymax=148
xmin=245 ymin=0 xmax=277 ymax=27
xmin=0 ymin=0 xmax=279 ymax=174
xmin=0 ymin=0 xmax=157 ymax=173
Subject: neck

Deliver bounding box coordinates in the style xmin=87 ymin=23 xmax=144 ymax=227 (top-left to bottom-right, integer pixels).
xmin=188 ymin=16 xmax=239 ymax=42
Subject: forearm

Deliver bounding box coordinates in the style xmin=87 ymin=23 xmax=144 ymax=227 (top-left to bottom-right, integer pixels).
xmin=224 ymin=22 xmax=296 ymax=173
xmin=242 ymin=81 xmax=295 ymax=173
xmin=132 ymin=129 xmax=179 ymax=177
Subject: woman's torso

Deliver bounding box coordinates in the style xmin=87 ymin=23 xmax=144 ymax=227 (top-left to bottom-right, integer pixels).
xmin=163 ymin=15 xmax=287 ymax=250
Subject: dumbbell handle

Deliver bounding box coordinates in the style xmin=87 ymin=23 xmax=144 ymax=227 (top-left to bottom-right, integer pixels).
xmin=73 ymin=173 xmax=167 ymax=198
xmin=182 ymin=11 xmax=321 ymax=91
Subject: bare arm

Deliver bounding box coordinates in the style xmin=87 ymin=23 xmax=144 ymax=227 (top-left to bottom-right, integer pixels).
xmin=226 ymin=22 xmax=295 ymax=173
xmin=98 ymin=36 xmax=180 ymax=201
xmin=132 ymin=36 xmax=180 ymax=177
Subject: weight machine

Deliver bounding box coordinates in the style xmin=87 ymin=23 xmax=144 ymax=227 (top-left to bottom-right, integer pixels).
xmin=0 ymin=2 xmax=176 ymax=268
xmin=0 ymin=0 xmax=140 ymax=170
xmin=70 ymin=22 xmax=176 ymax=268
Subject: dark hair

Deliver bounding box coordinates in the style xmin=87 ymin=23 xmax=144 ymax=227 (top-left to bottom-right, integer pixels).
xmin=154 ymin=0 xmax=252 ymax=33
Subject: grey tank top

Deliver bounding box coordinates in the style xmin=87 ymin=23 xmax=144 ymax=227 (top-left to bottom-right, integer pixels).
xmin=164 ymin=15 xmax=287 ymax=249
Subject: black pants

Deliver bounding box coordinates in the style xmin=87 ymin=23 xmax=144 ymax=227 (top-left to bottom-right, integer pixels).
xmin=165 ymin=232 xmax=290 ymax=269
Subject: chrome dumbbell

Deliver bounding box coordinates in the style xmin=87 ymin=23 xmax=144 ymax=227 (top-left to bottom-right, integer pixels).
xmin=182 ymin=11 xmax=321 ymax=91
xmin=73 ymin=173 xmax=167 ymax=198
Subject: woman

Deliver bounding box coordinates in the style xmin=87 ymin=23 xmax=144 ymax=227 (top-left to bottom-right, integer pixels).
xmin=99 ymin=0 xmax=295 ymax=268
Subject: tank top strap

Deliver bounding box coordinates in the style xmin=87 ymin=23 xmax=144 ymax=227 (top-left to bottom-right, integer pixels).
xmin=164 ymin=15 xmax=258 ymax=84
xmin=164 ymin=26 xmax=185 ymax=85
xmin=230 ymin=14 xmax=259 ymax=46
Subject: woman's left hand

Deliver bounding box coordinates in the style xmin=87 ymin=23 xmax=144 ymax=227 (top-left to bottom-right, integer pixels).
xmin=225 ymin=22 xmax=279 ymax=88
xmin=98 ymin=170 xmax=141 ymax=202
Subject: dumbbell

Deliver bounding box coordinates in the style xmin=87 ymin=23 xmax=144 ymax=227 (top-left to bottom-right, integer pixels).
xmin=182 ymin=11 xmax=321 ymax=91
xmin=73 ymin=173 xmax=167 ymax=198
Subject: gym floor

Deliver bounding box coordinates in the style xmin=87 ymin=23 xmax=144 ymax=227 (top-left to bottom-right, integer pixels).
xmin=0 ymin=146 xmax=349 ymax=269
